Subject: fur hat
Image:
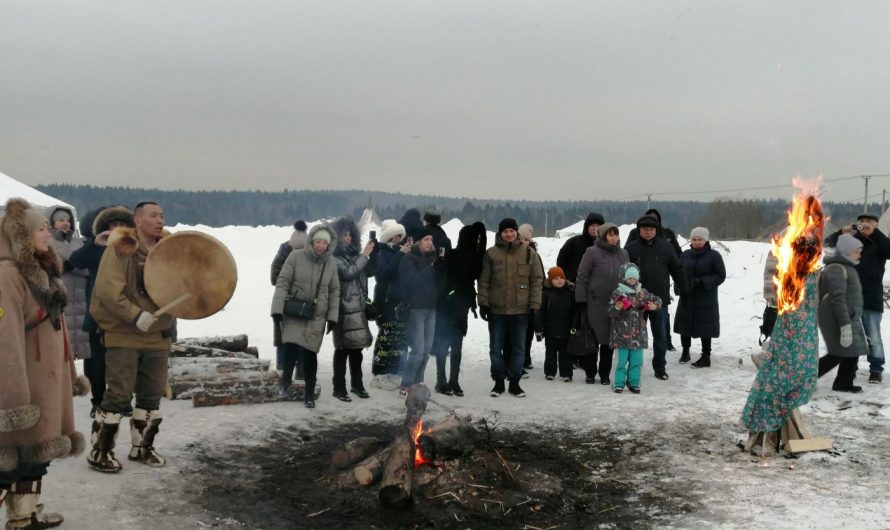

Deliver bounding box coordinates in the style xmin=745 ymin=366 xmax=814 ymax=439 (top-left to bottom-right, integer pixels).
xmin=498 ymin=218 xmax=519 ymax=233
xmin=518 ymin=223 xmax=534 ymax=241
xmin=290 ymin=220 xmax=308 ymax=250
xmin=547 ymin=266 xmax=565 ymax=280
xmin=92 ymin=206 xmax=135 ymax=236
xmin=636 ymin=215 xmax=660 ymax=229
xmin=836 ymin=233 xmax=863 ymax=258
xmin=379 ymin=219 xmax=406 ymax=244
xmin=690 ymin=227 xmax=709 ymax=242
xmin=423 ymin=210 xmax=442 ymax=226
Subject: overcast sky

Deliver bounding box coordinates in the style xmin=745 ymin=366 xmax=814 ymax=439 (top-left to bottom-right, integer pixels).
xmin=2 ymin=1 xmax=889 ymax=202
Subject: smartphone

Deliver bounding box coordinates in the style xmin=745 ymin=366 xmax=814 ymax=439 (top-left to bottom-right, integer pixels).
xmin=438 ymin=247 xmax=446 ymax=257
xmin=369 ymin=230 xmax=377 ymax=242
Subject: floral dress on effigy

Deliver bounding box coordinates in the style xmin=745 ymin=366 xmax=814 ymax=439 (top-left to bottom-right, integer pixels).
xmin=741 ymin=273 xmax=819 ymax=432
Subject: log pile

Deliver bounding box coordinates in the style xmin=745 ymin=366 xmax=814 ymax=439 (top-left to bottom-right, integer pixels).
xmin=329 ymin=385 xmax=483 ymax=510
xmin=166 ymin=334 xmax=319 ymax=407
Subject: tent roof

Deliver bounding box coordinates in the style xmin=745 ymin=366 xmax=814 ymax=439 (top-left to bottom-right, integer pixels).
xmin=0 ymin=171 xmax=79 ymax=234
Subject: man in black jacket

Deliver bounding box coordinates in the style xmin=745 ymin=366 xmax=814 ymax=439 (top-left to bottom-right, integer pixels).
xmin=825 ymin=213 xmax=890 ymax=384
xmin=557 ymin=212 xmax=604 ymax=282
xmin=625 ymin=216 xmax=688 ymax=380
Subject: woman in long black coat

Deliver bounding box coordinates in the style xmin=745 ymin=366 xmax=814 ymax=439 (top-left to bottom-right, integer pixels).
xmin=674 ymin=227 xmax=725 ymax=368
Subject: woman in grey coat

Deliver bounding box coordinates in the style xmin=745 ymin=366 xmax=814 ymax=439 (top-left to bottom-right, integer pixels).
xmin=46 ymin=206 xmax=90 ymax=359
xmin=271 ymin=225 xmax=340 ymax=408
xmin=817 ymin=233 xmax=868 ymax=392
xmin=574 ymin=223 xmax=629 ymax=385
xmin=330 ymin=217 xmax=376 ymax=401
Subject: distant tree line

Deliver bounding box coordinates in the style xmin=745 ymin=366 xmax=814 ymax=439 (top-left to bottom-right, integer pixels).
xmin=36 ymin=184 xmax=884 ymax=241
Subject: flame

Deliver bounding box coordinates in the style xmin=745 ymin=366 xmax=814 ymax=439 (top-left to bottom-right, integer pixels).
xmin=412 ymin=420 xmax=431 ymax=467
xmin=771 ymin=177 xmax=824 ymax=314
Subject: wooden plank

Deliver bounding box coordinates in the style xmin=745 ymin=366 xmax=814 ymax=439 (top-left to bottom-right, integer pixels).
xmin=790 ymin=409 xmax=813 ymax=439
xmin=177 ymin=334 xmax=249 ymax=352
xmin=786 ymin=437 xmax=833 ymax=454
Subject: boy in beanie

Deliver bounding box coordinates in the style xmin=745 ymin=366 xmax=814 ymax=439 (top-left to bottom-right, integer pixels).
xmin=608 ymin=263 xmax=662 ymax=393
xmin=535 ymin=267 xmax=575 ymax=380
xmin=478 ymin=218 xmax=543 ymax=397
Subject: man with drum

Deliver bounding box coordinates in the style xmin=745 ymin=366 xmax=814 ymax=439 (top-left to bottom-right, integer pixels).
xmin=87 ymin=202 xmax=174 ymax=473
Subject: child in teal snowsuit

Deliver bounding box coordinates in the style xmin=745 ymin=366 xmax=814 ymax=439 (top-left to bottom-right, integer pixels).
xmin=608 ymin=263 xmax=662 ymax=393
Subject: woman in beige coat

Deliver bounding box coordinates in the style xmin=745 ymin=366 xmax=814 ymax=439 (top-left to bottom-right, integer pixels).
xmin=0 ymin=198 xmax=89 ymax=529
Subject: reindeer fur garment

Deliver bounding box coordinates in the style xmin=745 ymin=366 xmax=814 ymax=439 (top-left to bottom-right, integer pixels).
xmin=0 ymin=198 xmax=86 ymax=472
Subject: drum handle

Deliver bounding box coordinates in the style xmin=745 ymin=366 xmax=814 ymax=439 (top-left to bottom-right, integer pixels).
xmin=154 ymin=293 xmax=192 ymax=317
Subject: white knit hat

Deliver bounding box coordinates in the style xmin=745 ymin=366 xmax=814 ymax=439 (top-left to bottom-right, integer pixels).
xmin=379 ymin=219 xmax=406 ymax=244
xmin=690 ymin=227 xmax=709 ymax=241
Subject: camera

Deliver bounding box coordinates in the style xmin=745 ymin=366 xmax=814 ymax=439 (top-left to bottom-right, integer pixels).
xmin=369 ymin=230 xmax=376 ymax=242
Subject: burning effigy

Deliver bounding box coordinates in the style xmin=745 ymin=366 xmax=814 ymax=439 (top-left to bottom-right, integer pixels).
xmin=740 ymin=179 xmax=833 ymax=456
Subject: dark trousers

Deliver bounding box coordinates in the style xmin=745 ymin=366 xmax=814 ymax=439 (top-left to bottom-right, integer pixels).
xmin=0 ymin=463 xmax=48 ymax=489
xmin=544 ymin=336 xmax=572 ymax=378
xmin=333 ymin=348 xmax=364 ymax=392
xmin=818 ymin=355 xmax=859 ymax=389
xmin=665 ymin=309 xmax=674 ymax=347
xmin=101 ymin=348 xmax=168 ymax=412
xmin=488 ymin=314 xmax=528 ymax=381
xmin=681 ymin=335 xmax=712 ymax=353
xmin=282 ymin=343 xmax=317 ymax=397
xmin=647 ymin=306 xmax=669 ymax=373
xmin=432 ymin=313 xmax=465 ymax=386
xmin=582 ymin=344 xmax=613 ymax=380
xmin=83 ymin=331 xmax=107 ymax=407
xmin=503 ymin=311 xmax=536 ymax=370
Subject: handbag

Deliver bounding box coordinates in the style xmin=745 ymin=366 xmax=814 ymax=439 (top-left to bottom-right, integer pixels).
xmin=566 ymin=315 xmax=598 ymax=356
xmin=365 ymin=299 xmax=381 ymax=321
xmin=283 ymin=260 xmax=327 ymax=320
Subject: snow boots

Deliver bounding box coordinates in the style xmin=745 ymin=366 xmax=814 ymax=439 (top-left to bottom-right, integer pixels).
xmin=691 ymin=352 xmax=711 ymax=368
xmin=87 ymin=410 xmax=123 ymax=473
xmin=508 ymin=379 xmax=526 ymax=398
xmin=128 ymin=409 xmax=166 ymax=467
xmin=489 ymin=378 xmax=505 ymax=397
xmin=679 ymin=347 xmax=691 ymax=364
xmin=3 ymin=480 xmax=63 ymax=529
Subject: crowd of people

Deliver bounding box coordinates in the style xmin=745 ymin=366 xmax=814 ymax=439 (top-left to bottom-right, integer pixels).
xmin=1 ymin=196 xmax=888 ymax=527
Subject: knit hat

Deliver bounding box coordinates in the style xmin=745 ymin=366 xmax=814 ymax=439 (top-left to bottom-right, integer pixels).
xmin=597 ymin=223 xmax=619 ymax=240
xmin=622 ymin=263 xmax=640 ymax=282
xmin=50 ymin=208 xmax=71 ymax=224
xmin=423 ymin=210 xmax=442 ymax=226
xmin=518 ymin=223 xmax=534 ymax=241
xmin=379 ymin=219 xmax=406 ymax=243
xmin=413 ymin=226 xmax=433 ymax=242
xmin=289 ymin=220 xmax=308 ymax=249
xmin=311 ymin=228 xmax=332 ymax=244
xmin=498 ymin=218 xmax=519 ymax=233
xmin=547 ymin=266 xmax=565 ymax=280
xmin=690 ymin=227 xmax=709 ymax=241
xmin=636 ymin=215 xmax=660 ymax=229
xmin=586 ymin=212 xmax=605 ymax=226
xmin=836 ymin=233 xmax=863 ymax=258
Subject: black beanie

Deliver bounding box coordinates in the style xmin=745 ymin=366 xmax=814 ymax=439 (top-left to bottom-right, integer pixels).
xmin=498 ymin=218 xmax=519 ymax=233
xmin=636 ymin=215 xmax=660 ymax=229
xmin=293 ymin=219 xmax=307 ymax=231
xmin=423 ymin=211 xmax=442 ymax=225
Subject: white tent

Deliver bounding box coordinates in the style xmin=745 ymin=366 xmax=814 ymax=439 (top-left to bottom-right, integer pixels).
xmin=0 ymin=171 xmax=78 ymax=230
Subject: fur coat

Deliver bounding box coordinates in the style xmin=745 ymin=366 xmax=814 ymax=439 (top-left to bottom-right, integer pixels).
xmin=0 ymin=199 xmax=88 ymax=472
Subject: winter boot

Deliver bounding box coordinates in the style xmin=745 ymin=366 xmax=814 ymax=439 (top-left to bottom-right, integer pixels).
xmin=449 ymin=379 xmax=464 ymax=397
xmin=691 ymin=353 xmax=711 ymax=368
xmin=434 ymin=381 xmax=453 ymax=396
xmin=87 ymin=410 xmax=123 ymax=473
xmin=4 ymin=481 xmax=63 ymax=529
xmin=679 ymin=347 xmax=691 ymax=364
xmin=490 ymin=378 xmax=505 ymax=397
xmin=128 ymin=409 xmax=166 ymax=467
xmin=508 ymin=379 xmax=526 ymax=398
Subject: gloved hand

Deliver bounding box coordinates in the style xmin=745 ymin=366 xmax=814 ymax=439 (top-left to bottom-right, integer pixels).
xmin=327 ymin=320 xmax=336 ymax=335
xmin=136 ymin=311 xmax=158 ymax=332
xmin=272 ymin=315 xmax=283 ymax=347
xmin=479 ymin=306 xmax=490 ymax=321
xmin=617 ymin=297 xmax=632 ymax=311
xmin=535 ymin=331 xmax=544 ymax=342
xmin=840 ymin=324 xmax=853 ymax=347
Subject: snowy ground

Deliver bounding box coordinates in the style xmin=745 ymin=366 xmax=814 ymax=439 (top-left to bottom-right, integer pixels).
xmin=45 ymin=222 xmax=890 ymax=529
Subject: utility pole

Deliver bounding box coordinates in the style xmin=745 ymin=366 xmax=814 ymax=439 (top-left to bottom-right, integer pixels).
xmin=647 ymin=193 xmax=652 ymax=211
xmin=884 ymin=189 xmax=888 ymax=217
xmin=863 ymin=175 xmax=872 ymax=213
xmin=544 ymin=209 xmax=549 ymax=237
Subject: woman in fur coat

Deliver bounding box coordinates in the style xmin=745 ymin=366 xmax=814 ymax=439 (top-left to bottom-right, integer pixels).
xmin=330 ymin=217 xmax=376 ymax=401
xmin=0 ymin=198 xmax=89 ymax=529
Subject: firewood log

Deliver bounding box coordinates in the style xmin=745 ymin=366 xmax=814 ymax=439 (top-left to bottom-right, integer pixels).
xmin=331 ymin=437 xmax=387 ymax=470
xmin=168 ymin=357 xmax=269 ymax=378
xmin=191 ymin=381 xmax=320 ymax=407
xmin=416 ymin=416 xmax=478 ymax=460
xmin=177 ymin=334 xmax=249 ymax=352
xmin=353 ymin=446 xmax=395 ymax=486
xmin=169 ymin=343 xmax=254 ymax=359
xmin=167 ymin=371 xmax=280 ymax=399
xmin=378 ymin=435 xmax=414 ymax=509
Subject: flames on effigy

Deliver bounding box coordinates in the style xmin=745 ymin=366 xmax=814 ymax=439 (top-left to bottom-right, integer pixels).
xmin=771 ymin=178 xmax=825 ymax=314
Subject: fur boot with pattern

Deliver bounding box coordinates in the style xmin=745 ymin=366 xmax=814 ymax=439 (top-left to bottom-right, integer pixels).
xmin=86 ymin=411 xmax=122 ymax=473
xmin=128 ymin=409 xmax=165 ymax=467
xmin=4 ymin=480 xmax=63 ymax=529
